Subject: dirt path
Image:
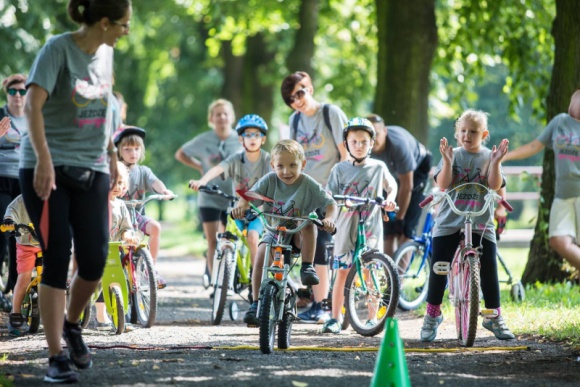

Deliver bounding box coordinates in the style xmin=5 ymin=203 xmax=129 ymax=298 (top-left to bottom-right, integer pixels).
xmin=1 ymin=255 xmax=579 ymax=386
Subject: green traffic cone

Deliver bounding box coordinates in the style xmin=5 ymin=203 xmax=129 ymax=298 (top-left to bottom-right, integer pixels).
xmin=370 ymin=317 xmax=411 ymax=387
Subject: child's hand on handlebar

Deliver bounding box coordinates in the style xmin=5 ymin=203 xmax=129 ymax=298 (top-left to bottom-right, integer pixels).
xmin=231 ymin=203 xmax=249 ymax=220
xmin=382 ymin=200 xmax=397 ymax=212
xmin=321 ymin=217 xmax=336 ymax=234
xmin=162 ymin=189 xmax=175 ymax=198
xmin=188 ymin=180 xmax=203 ymax=190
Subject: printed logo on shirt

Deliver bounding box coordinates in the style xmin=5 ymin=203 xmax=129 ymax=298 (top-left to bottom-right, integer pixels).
xmin=71 ymin=76 xmax=111 ymax=129
xmin=297 ymin=129 xmax=326 ymax=161
xmin=555 ymin=132 xmax=580 ymax=161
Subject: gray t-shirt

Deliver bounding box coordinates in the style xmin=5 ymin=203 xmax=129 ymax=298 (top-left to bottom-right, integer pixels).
xmin=536 ymin=113 xmax=580 ymax=199
xmin=371 ymin=126 xmax=425 ymax=177
xmin=121 ymin=165 xmax=158 ymax=213
xmin=219 ymin=149 xmax=271 ymax=191
xmin=21 ymin=33 xmax=114 ymax=173
xmin=110 ymin=198 xmax=133 ymax=242
xmin=326 ymin=159 xmax=396 ymax=256
xmin=180 ymin=130 xmax=241 ymax=209
xmin=251 ymin=172 xmax=335 ymax=242
xmin=432 ymin=147 xmax=504 ymax=243
xmin=288 ymin=104 xmax=347 ymax=186
xmin=0 ymin=105 xmax=28 ymax=179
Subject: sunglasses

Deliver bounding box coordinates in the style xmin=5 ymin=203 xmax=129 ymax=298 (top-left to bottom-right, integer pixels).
xmin=242 ymin=132 xmax=264 ymax=139
xmin=286 ymin=87 xmax=308 ymax=105
xmin=112 ymin=20 xmax=131 ymax=31
xmin=7 ymin=88 xmax=27 ymax=96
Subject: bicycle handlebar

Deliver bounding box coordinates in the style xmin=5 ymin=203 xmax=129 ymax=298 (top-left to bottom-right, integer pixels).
xmin=253 ymin=210 xmax=336 ymax=235
xmin=0 ymin=222 xmax=38 ymax=240
xmin=333 ymin=194 xmax=399 ymax=215
xmin=122 ymin=194 xmax=177 ymax=208
xmin=198 ymin=185 xmax=238 ymax=201
xmin=419 ymin=183 xmax=513 ymax=217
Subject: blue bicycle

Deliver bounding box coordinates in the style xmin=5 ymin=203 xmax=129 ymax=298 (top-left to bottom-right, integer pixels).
xmin=392 ymin=207 xmax=434 ymax=311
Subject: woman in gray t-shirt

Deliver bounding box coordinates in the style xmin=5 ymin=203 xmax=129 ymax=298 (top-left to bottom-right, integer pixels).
xmin=0 ymin=74 xmax=29 ymax=298
xmin=20 ymin=1 xmax=132 ymax=382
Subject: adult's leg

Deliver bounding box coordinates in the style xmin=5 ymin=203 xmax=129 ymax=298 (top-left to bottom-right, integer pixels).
xmin=312 ymin=229 xmax=331 ymax=303
xmin=549 ymin=236 xmax=580 ymax=270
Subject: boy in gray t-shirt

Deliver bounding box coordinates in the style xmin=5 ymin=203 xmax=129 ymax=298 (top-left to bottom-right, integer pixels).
xmin=323 ymin=118 xmax=398 ymax=334
xmin=232 ymin=139 xmax=337 ymax=325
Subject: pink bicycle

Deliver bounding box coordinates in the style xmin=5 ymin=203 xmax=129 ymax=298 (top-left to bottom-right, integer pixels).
xmin=420 ymin=182 xmax=513 ymax=347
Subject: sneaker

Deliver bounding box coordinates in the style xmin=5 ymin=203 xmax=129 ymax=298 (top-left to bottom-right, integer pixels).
xmin=300 ymin=265 xmax=319 ymax=286
xmin=482 ymin=315 xmax=515 ymax=340
xmin=365 ymin=319 xmax=378 ymax=328
xmin=95 ymin=321 xmax=113 ymax=332
xmin=244 ymin=302 xmax=259 ymax=326
xmin=297 ymin=302 xmax=328 ymax=324
xmin=44 ymin=353 xmax=79 ymax=383
xmin=156 ymin=272 xmax=167 ymax=289
xmin=321 ymin=318 xmax=341 ymax=334
xmin=8 ymin=313 xmax=28 ymax=337
xmin=420 ymin=314 xmax=444 ymax=342
xmin=62 ymin=321 xmax=92 ymax=369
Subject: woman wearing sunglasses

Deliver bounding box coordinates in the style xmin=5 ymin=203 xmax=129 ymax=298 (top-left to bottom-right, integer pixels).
xmin=0 ymin=73 xmax=29 ymax=304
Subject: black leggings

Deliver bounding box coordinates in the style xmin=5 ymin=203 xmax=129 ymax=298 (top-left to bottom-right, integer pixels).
xmin=426 ymin=231 xmax=500 ymax=309
xmin=19 ymin=169 xmax=110 ymax=289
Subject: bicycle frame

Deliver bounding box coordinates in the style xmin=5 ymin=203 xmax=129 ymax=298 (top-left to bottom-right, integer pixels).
xmin=101 ymin=242 xmax=129 ymax=316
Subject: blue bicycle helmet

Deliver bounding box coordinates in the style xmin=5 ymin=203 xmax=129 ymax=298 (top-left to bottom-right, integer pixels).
xmin=113 ymin=126 xmax=146 ymax=147
xmin=342 ymin=117 xmax=376 ymax=142
xmin=235 ymin=114 xmax=268 ymax=136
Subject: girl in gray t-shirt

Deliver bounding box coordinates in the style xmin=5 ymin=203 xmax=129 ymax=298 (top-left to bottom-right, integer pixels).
xmin=421 ymin=109 xmax=514 ymax=343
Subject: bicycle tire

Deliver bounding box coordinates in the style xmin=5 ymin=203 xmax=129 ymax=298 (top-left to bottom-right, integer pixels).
xmin=132 ymin=248 xmax=157 ymax=328
xmin=22 ymin=287 xmax=40 ymax=334
xmin=110 ymin=285 xmax=126 ymax=335
xmin=345 ymin=252 xmax=399 ymax=337
xmin=79 ymin=302 xmax=92 ymax=329
xmin=278 ymin=285 xmax=295 ymax=349
xmin=393 ymin=241 xmax=430 ymax=311
xmin=456 ymin=253 xmax=480 ymax=347
xmin=211 ymin=247 xmax=233 ymax=325
xmin=340 ymin=304 xmax=350 ymax=331
xmin=259 ymin=283 xmax=278 ymax=354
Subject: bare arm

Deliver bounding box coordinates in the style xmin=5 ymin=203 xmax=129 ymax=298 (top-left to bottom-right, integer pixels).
xmin=151 ymin=179 xmax=174 ymax=196
xmin=504 ymin=139 xmax=544 ymax=161
xmin=488 ymin=139 xmax=509 ymax=191
xmin=436 ymin=137 xmax=454 ymax=190
xmin=175 ymin=148 xmax=203 ymax=173
xmin=321 ymin=202 xmax=337 ymax=233
xmin=337 ymin=142 xmax=348 ymax=162
xmin=25 ymin=84 xmax=55 ymax=201
xmin=189 ymin=164 xmax=225 ymax=190
xmin=394 ymin=171 xmax=412 ymax=219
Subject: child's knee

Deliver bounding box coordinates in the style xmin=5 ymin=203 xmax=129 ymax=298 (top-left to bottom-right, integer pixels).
xmin=147 ymin=220 xmax=161 ymax=236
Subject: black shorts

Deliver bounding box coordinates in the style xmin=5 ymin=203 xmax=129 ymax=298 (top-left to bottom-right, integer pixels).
xmin=199 ymin=207 xmax=227 ymax=226
xmin=385 ymin=152 xmax=432 ymax=239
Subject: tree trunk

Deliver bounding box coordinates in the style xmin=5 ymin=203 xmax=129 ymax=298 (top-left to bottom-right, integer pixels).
xmin=220 ymin=40 xmax=244 ymax=113
xmin=522 ymin=0 xmax=580 ymax=284
xmin=285 ymin=0 xmax=319 ymax=75
xmin=374 ymin=0 xmax=437 ymax=144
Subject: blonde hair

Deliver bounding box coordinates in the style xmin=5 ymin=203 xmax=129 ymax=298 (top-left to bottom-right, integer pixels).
xmin=117 ymin=135 xmax=146 ymax=163
xmin=271 ymin=139 xmax=305 ymax=162
xmin=454 ymin=109 xmax=490 ymax=145
xmin=207 ymin=99 xmax=235 ymax=128
xmin=116 ymin=161 xmax=129 ymax=187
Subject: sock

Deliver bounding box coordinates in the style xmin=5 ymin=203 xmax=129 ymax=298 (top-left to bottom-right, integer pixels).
xmin=426 ymin=303 xmax=441 ymax=317
xmin=494 ymin=307 xmax=501 ymax=317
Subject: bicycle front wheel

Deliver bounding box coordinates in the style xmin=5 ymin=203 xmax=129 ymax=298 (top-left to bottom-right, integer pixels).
xmin=345 ymin=253 xmax=399 ymax=337
xmin=22 ymin=287 xmax=40 ymax=334
xmin=259 ymin=283 xmax=278 ymax=354
xmin=132 ymin=248 xmax=157 ymax=328
xmin=110 ymin=285 xmax=126 ymax=335
xmin=454 ymin=253 xmax=480 ymax=347
xmin=211 ymin=247 xmax=234 ymax=325
xmin=394 ymin=241 xmax=430 ymax=311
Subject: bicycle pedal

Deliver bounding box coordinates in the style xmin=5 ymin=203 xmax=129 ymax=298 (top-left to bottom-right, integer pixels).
xmin=480 ymin=309 xmax=499 ymax=318
xmin=433 ymin=261 xmax=450 ymax=275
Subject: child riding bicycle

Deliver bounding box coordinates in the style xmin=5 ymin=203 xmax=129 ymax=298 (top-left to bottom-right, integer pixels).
xmin=421 ymin=109 xmax=514 ymax=342
xmin=114 ymin=126 xmax=174 ymax=289
xmin=4 ymin=195 xmax=41 ymax=337
xmin=231 ymin=139 xmax=337 ymax=325
xmin=189 ymin=114 xmax=271 ymax=324
xmin=323 ymin=118 xmax=398 ymax=334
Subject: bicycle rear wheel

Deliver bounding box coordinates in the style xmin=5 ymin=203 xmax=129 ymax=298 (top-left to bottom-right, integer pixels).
xmin=259 ymin=283 xmax=278 ymax=354
xmin=79 ymin=302 xmax=92 ymax=329
xmin=211 ymin=247 xmax=234 ymax=325
xmin=22 ymin=287 xmax=40 ymax=334
xmin=454 ymin=253 xmax=480 ymax=347
xmin=345 ymin=252 xmax=399 ymax=337
xmin=132 ymin=248 xmax=157 ymax=328
xmin=110 ymin=285 xmax=125 ymax=335
xmin=394 ymin=241 xmax=430 ymax=311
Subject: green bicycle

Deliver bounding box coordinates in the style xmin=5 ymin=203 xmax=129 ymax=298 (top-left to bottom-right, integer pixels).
xmin=198 ymin=185 xmax=254 ymax=325
xmin=332 ymin=194 xmax=400 ymax=336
